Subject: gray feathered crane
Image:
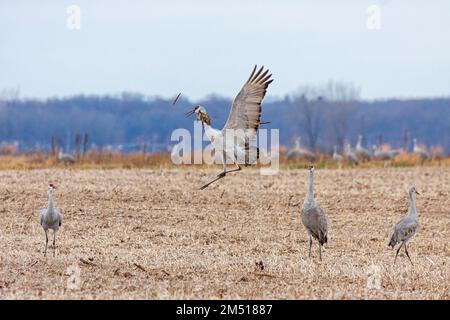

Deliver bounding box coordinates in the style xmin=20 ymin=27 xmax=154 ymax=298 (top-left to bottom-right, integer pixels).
xmin=355 ymin=135 xmax=370 ymax=162
xmin=388 ymin=187 xmax=420 ymax=264
xmin=413 ymin=138 xmax=430 ymax=161
xmin=286 ymin=137 xmax=316 ymax=161
xmin=185 ymin=65 xmax=273 ymax=189
xmin=58 ymin=150 xmax=75 ymax=164
xmin=372 ymin=145 xmax=393 ymax=161
xmin=344 ymin=143 xmax=359 ymax=165
xmin=40 ymin=183 xmax=63 ymax=256
xmin=332 ymin=145 xmax=343 ymax=162
xmin=332 ymin=145 xmax=343 ymax=168
xmin=301 ymin=165 xmax=328 ymax=260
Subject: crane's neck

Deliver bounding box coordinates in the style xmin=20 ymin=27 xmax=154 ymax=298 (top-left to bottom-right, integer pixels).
xmin=303 ymin=171 xmax=316 ymax=209
xmin=47 ymin=190 xmax=54 ymax=211
xmin=408 ymin=191 xmax=417 ymax=219
xmin=357 ymin=137 xmax=362 ymax=148
xmin=413 ymin=140 xmax=420 ymax=152
xmin=203 ymin=123 xmax=219 ymax=142
xmin=346 ymin=144 xmax=351 ymax=153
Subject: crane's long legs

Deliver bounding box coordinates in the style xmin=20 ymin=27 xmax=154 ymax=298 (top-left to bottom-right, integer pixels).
xmin=217 ymin=151 xmax=242 ymax=177
xmin=200 ymin=175 xmax=224 ymax=190
xmin=404 ymin=243 xmax=413 ymax=265
xmin=53 ymin=231 xmax=56 ymax=257
xmin=222 ymin=164 xmax=242 ymax=175
xmin=308 ymin=235 xmax=312 ymax=258
xmin=394 ymin=242 xmax=404 ymax=265
xmin=44 ymin=230 xmax=48 ymax=257
xmin=200 ymin=163 xmax=242 ymax=190
xmin=318 ymin=243 xmax=322 ymax=261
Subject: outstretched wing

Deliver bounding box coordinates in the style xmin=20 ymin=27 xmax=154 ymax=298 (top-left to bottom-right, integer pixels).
xmin=222 ymin=65 xmax=273 ymax=133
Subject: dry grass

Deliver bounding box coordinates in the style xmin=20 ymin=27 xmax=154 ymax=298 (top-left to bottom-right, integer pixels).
xmin=0 ymin=152 xmax=174 ymax=170
xmin=0 ymin=151 xmax=449 ymax=170
xmin=0 ymin=167 xmax=448 ymax=299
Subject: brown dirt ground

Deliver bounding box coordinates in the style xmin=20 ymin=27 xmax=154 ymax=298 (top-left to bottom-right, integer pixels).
xmin=0 ymin=167 xmax=448 ymax=299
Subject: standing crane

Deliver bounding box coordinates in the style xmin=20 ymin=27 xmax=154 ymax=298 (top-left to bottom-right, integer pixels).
xmin=286 ymin=137 xmax=315 ymax=161
xmin=413 ymin=138 xmax=430 ymax=161
xmin=332 ymin=145 xmax=343 ymax=162
xmin=58 ymin=150 xmax=76 ymax=164
xmin=300 ymin=166 xmax=328 ymax=260
xmin=40 ymin=183 xmax=63 ymax=256
xmin=387 ymin=148 xmax=402 ymax=159
xmin=355 ymin=135 xmax=370 ymax=162
xmin=372 ymin=145 xmax=393 ymax=161
xmin=332 ymin=145 xmax=343 ymax=168
xmin=185 ymin=65 xmax=273 ymax=189
xmin=388 ymin=187 xmax=420 ymax=264
xmin=344 ymin=143 xmax=359 ymax=165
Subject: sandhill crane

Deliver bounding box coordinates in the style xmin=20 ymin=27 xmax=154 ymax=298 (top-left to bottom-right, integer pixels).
xmin=185 ymin=65 xmax=273 ymax=189
xmin=413 ymin=138 xmax=430 ymax=161
xmin=332 ymin=145 xmax=343 ymax=162
xmin=372 ymin=145 xmax=393 ymax=161
xmin=286 ymin=137 xmax=316 ymax=162
xmin=40 ymin=183 xmax=63 ymax=256
xmin=332 ymin=145 xmax=343 ymax=168
xmin=431 ymin=146 xmax=444 ymax=163
xmin=301 ymin=166 xmax=328 ymax=260
xmin=58 ymin=150 xmax=75 ymax=164
xmin=344 ymin=143 xmax=359 ymax=165
xmin=388 ymin=187 xmax=420 ymax=264
xmin=355 ymin=135 xmax=370 ymax=162
xmin=388 ymin=148 xmax=402 ymax=159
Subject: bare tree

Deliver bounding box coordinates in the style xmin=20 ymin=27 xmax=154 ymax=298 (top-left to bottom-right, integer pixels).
xmin=0 ymin=100 xmax=6 ymax=141
xmin=403 ymin=128 xmax=409 ymax=151
xmin=51 ymin=136 xmax=57 ymax=156
xmin=82 ymin=133 xmax=89 ymax=156
xmin=292 ymin=81 xmax=360 ymax=152
xmin=326 ymin=81 xmax=360 ymax=150
xmin=292 ymin=87 xmax=325 ymax=151
xmin=331 ymin=104 xmax=352 ymax=151
xmin=75 ymin=134 xmax=82 ymax=159
xmin=0 ymin=86 xmax=20 ymax=101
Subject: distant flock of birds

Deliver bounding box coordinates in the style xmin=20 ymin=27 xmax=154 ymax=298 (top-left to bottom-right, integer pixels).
xmin=40 ymin=65 xmax=423 ymax=265
xmin=287 ymin=135 xmax=433 ymax=165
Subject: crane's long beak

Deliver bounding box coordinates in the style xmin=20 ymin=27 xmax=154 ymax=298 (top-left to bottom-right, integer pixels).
xmin=185 ymin=109 xmax=195 ymax=117
xmin=415 ymin=190 xmax=420 ymax=195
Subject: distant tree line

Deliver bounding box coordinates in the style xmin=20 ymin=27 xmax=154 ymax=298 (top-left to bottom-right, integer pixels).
xmin=0 ymin=88 xmax=449 ymax=154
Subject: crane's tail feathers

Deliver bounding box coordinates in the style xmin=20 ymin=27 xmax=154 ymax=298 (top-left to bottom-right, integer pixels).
xmin=388 ymin=236 xmax=397 ymax=248
xmin=319 ymin=235 xmax=328 ymax=246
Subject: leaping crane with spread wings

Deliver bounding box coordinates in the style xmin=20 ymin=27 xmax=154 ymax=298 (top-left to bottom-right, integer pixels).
xmin=185 ymin=65 xmax=273 ymax=189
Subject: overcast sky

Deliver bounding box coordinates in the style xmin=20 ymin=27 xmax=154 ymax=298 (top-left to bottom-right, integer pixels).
xmin=1 ymin=0 xmax=449 ymax=100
